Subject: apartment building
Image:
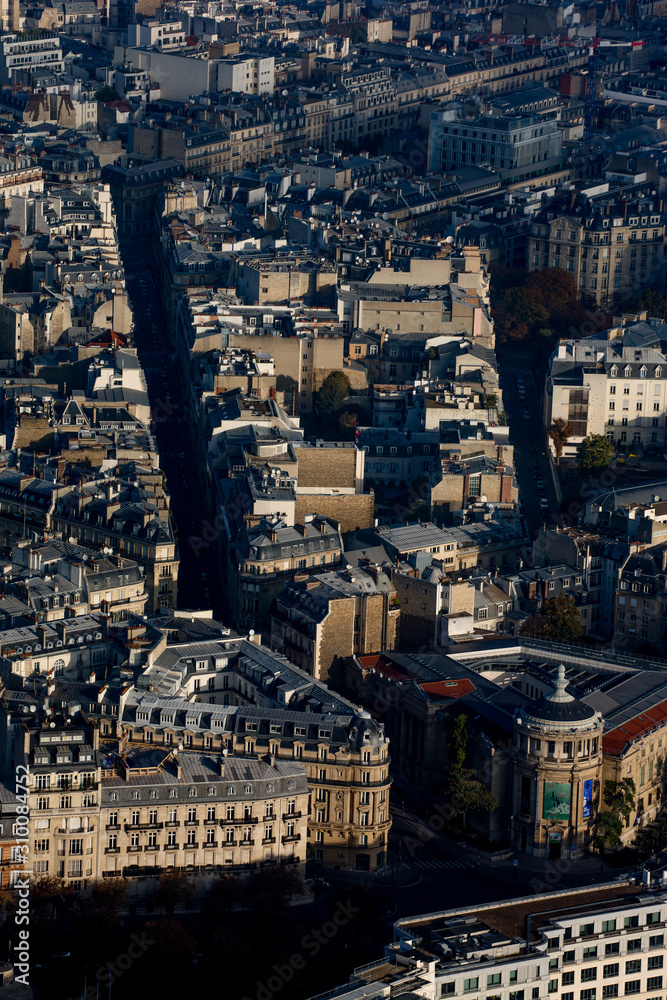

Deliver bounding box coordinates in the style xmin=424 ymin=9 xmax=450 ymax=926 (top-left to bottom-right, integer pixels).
xmin=544 ymin=339 xmax=667 ymax=456
xmin=429 ymin=106 xmax=562 ymax=185
xmin=228 ymin=513 xmax=344 ymax=634
xmin=24 ymin=721 xmax=101 ymax=885
xmin=0 ymin=32 xmax=65 ymax=84
xmin=270 ymin=566 xmax=399 ymax=682
xmin=50 ymin=479 xmax=179 ymax=613
xmin=315 ymin=885 xmax=667 ymax=1000
xmin=528 ymin=190 xmax=665 ymax=306
xmin=100 ymin=751 xmax=309 ymax=876
xmin=614 ymin=548 xmax=667 ymax=652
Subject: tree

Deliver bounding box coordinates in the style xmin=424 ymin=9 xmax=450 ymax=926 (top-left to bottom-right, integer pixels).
xmin=444 ymin=715 xmax=498 ymax=832
xmin=94 ymin=85 xmax=122 ymax=103
xmin=593 ymin=778 xmax=636 ymax=851
xmin=548 ymin=417 xmax=574 ymax=461
xmin=151 ymin=871 xmax=194 ymax=913
xmin=577 ymin=433 xmax=613 ymax=476
xmin=317 ymin=371 xmax=350 ymax=416
xmin=521 ymin=591 xmax=584 ymax=643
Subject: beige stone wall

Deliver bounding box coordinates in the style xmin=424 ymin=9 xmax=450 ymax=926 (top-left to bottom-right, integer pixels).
xmin=318 ymin=598 xmax=355 ymax=681
xmin=13 ymin=416 xmax=56 ymax=452
xmin=296 ymin=447 xmax=358 ymax=489
xmin=295 ymin=492 xmax=374 ymax=533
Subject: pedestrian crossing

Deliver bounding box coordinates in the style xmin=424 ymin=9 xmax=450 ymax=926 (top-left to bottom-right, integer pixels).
xmin=412 ymin=857 xmax=472 ymax=872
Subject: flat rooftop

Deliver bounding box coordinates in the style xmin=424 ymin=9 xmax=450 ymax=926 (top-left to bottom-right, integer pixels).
xmin=397 ymin=884 xmax=644 ymax=946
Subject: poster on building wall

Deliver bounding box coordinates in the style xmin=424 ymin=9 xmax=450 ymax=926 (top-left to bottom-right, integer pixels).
xmin=543 ymin=782 xmax=571 ymax=821
xmin=583 ymin=779 xmax=593 ymax=819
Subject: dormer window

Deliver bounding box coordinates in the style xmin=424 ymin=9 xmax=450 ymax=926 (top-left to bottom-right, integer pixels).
xmin=610 ymin=366 xmax=618 ymax=377
xmin=640 ymin=367 xmax=648 ymax=378
xmin=656 ymin=367 xmax=663 ymax=378
xmin=624 ymin=367 xmax=632 ymax=377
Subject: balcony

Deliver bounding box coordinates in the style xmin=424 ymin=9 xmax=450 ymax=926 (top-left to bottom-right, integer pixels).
xmin=165 ymin=844 xmax=179 ymax=850
xmin=204 ymin=841 xmax=218 ymax=849
xmin=263 ymin=814 xmax=276 ymax=823
xmin=184 ymin=820 xmax=199 ymax=827
xmin=56 ymin=826 xmax=94 ymax=834
xmin=127 ymin=846 xmax=142 ymax=853
xmin=144 ymin=845 xmax=159 ymax=852
xmin=262 ymin=837 xmax=276 ymax=846
xmin=203 ymin=818 xmax=217 ymax=826
xmin=104 ymin=847 xmax=120 ymax=854
xmin=221 ymin=816 xmax=258 ymax=826
xmin=282 ymin=834 xmax=301 ymax=844
xmin=106 ymin=823 xmax=120 ymax=831
xmin=240 ymin=840 xmax=254 ymax=847
xmin=124 ymin=822 xmax=164 ymax=832
xmin=184 ymin=842 xmax=198 ymax=849
xmin=165 ymin=821 xmax=180 ymax=828
xmin=282 ymin=811 xmax=301 ymax=821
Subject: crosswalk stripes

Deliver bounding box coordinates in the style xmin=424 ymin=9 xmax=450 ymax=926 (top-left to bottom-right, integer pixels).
xmin=412 ymin=858 xmax=471 ymax=871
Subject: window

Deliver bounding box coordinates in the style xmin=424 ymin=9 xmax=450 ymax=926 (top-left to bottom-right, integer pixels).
xmin=563 ymin=973 xmax=575 ymax=986
xmin=625 ymin=916 xmax=639 ymax=929
xmin=648 ymin=913 xmax=662 ymax=925
xmin=602 ymin=988 xmax=618 ymax=999
xmin=582 ymin=970 xmax=597 ymax=982
xmin=584 ymin=949 xmax=598 ymax=961
xmin=606 ymin=944 xmax=620 ymax=956
xmin=647 ymin=979 xmax=663 ymax=992
xmin=464 ymin=979 xmax=479 ymax=992
xmin=624 ymin=985 xmax=640 ymax=996
xmin=649 ymin=959 xmax=664 ymax=971
xmin=548 ymin=982 xmax=558 ymax=994
xmin=650 ymin=936 xmax=664 ymax=948
xmin=580 ymin=924 xmax=595 ymax=937
xmin=604 ymin=966 xmax=619 ymax=979
xmin=564 ymin=952 xmax=576 ymax=965
xmin=627 ymin=941 xmax=641 ymax=953
xmin=488 ymin=975 xmax=501 ymax=987
xmin=625 ymin=962 xmax=641 ymax=975
xmin=441 ymin=986 xmax=456 ymax=996
xmin=580 ymin=990 xmax=596 ymax=1000
xmin=602 ymin=920 xmax=616 ymax=933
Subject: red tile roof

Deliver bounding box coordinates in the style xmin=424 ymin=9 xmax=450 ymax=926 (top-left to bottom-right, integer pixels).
xmin=603 ymin=698 xmax=667 ymax=756
xmin=357 ymin=654 xmax=411 ymax=682
xmin=419 ymin=679 xmax=476 ymax=700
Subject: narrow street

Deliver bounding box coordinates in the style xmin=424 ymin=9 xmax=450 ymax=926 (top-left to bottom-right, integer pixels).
xmin=121 ymin=238 xmax=222 ymax=617
xmin=499 ymin=356 xmax=561 ymax=540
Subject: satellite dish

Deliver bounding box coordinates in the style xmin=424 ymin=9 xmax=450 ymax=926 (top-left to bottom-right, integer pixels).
xmin=178 ymin=743 xmax=184 ymax=751
xmin=282 ymin=89 xmax=288 ymax=96
xmin=22 ymin=706 xmax=28 ymax=714
xmin=382 ymin=212 xmax=389 ymax=221
xmin=222 ymin=747 xmax=229 ymax=756
xmin=49 ymin=721 xmax=56 ymax=729
xmin=29 ymin=705 xmax=36 ymax=713
xmin=68 ymin=537 xmax=76 ymax=544
xmin=248 ymin=629 xmax=255 ymax=636
xmin=445 ymin=236 xmax=454 ymax=244
xmin=172 ymin=748 xmax=178 ymax=756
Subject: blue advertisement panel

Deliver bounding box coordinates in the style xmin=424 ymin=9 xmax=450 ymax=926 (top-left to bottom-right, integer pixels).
xmin=583 ymin=778 xmax=593 ymax=819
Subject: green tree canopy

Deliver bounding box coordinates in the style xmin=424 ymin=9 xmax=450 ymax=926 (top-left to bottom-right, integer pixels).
xmin=548 ymin=417 xmax=574 ymax=460
xmin=577 ymin=433 xmax=613 ymax=476
xmin=444 ymin=714 xmax=498 ymax=832
xmin=317 ymin=371 xmax=351 ymax=416
xmin=593 ymin=777 xmax=636 ymax=851
xmin=521 ymin=591 xmax=584 ymax=643
xmin=94 ymin=86 xmax=122 ymax=103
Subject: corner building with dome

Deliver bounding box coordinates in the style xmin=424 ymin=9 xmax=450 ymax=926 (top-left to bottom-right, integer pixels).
xmin=512 ymin=664 xmax=604 ymax=859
